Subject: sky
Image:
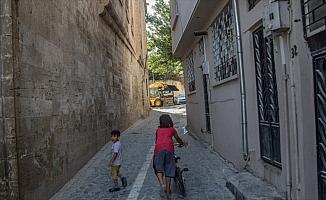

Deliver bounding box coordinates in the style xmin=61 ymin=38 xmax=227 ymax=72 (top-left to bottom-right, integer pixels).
xmin=146 ymin=0 xmax=156 ymax=15
xmin=147 ymin=0 xmax=169 ymax=15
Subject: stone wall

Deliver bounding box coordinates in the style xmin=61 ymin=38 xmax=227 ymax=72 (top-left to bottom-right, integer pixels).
xmin=0 ymin=0 xmax=20 ymax=199
xmin=0 ymin=0 xmax=149 ymax=199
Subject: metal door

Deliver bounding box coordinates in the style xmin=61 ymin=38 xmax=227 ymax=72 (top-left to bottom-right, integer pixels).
xmin=253 ymin=27 xmax=281 ymax=167
xmin=314 ymin=51 xmax=326 ymax=200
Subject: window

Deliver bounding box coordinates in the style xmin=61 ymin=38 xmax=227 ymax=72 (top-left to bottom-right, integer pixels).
xmin=248 ymin=0 xmax=261 ymax=10
xmin=314 ymin=52 xmax=326 ymax=200
xmin=302 ymin=0 xmax=326 ymax=36
xmin=253 ymin=26 xmax=281 ymax=167
xmin=212 ymin=3 xmax=237 ymax=82
xmin=185 ymin=51 xmax=196 ymax=92
xmin=199 ymin=39 xmax=204 ymax=57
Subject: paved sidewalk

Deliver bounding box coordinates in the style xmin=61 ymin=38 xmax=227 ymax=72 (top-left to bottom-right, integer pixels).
xmin=51 ymin=106 xmax=236 ymax=200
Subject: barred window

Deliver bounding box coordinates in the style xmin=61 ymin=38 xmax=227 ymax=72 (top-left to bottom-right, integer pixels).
xmin=199 ymin=39 xmax=205 ymax=57
xmin=212 ymin=3 xmax=237 ymax=82
xmin=248 ymin=0 xmax=261 ymax=10
xmin=185 ymin=51 xmax=196 ymax=92
xmin=302 ymin=0 xmax=326 ymax=36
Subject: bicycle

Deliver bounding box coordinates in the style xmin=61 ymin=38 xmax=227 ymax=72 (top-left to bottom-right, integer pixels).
xmin=174 ymin=144 xmax=189 ymax=197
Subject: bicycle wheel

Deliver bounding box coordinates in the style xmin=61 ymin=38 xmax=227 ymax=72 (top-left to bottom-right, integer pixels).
xmin=175 ymin=167 xmax=186 ymax=196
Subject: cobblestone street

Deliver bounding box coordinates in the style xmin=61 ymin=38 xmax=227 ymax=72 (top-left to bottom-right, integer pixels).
xmin=51 ymin=105 xmax=236 ymax=200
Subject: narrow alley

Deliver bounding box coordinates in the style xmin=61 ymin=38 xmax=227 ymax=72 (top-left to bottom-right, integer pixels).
xmin=1 ymin=0 xmax=326 ymax=199
xmin=50 ymin=106 xmax=236 ymax=200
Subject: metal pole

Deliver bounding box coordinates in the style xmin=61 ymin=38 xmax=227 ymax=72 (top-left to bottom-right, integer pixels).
xmin=232 ymin=0 xmax=249 ymax=161
xmin=202 ymin=35 xmax=214 ymax=149
xmin=280 ymin=34 xmax=292 ymax=200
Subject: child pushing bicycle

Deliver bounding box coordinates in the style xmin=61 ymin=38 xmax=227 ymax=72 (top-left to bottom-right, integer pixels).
xmin=153 ymin=114 xmax=187 ymax=199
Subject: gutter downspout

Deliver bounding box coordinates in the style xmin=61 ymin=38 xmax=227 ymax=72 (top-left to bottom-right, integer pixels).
xmin=202 ymin=35 xmax=214 ymax=149
xmin=283 ymin=1 xmax=294 ymax=199
xmin=287 ymin=1 xmax=300 ymax=197
xmin=232 ymin=0 xmax=249 ymax=161
xmin=279 ymin=35 xmax=292 ymax=200
xmin=281 ymin=1 xmax=302 ymax=198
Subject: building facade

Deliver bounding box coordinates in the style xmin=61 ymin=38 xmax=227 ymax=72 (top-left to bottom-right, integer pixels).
xmin=0 ymin=0 xmax=148 ymax=199
xmin=171 ymin=0 xmax=326 ymax=199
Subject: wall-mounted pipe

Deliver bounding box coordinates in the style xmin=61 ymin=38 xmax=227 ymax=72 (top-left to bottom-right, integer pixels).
xmin=279 ymin=34 xmax=293 ymax=200
xmin=193 ymin=31 xmax=214 ymax=149
xmin=232 ymin=0 xmax=249 ymax=161
xmin=202 ymin=35 xmax=214 ymax=149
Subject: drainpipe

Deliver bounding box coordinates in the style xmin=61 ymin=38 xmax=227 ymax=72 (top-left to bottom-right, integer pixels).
xmin=194 ymin=31 xmax=214 ymax=149
xmin=232 ymin=0 xmax=249 ymax=161
xmin=279 ymin=1 xmax=302 ymax=198
xmin=287 ymin=0 xmax=300 ymax=197
xmin=283 ymin=1 xmax=295 ymax=199
xmin=202 ymin=35 xmax=214 ymax=149
xmin=279 ymin=34 xmax=292 ymax=200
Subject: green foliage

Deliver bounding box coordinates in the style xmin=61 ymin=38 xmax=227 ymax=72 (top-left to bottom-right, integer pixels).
xmin=146 ymin=0 xmax=183 ymax=81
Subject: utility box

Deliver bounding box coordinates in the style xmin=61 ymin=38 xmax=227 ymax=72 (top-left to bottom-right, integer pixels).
xmin=202 ymin=61 xmax=210 ymax=75
xmin=263 ymin=0 xmax=290 ymax=36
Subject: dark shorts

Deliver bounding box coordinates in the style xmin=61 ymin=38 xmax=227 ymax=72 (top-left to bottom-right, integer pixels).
xmin=153 ymin=150 xmax=176 ymax=178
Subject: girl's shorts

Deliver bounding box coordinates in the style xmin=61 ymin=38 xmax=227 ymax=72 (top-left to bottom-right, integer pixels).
xmin=153 ymin=150 xmax=176 ymax=178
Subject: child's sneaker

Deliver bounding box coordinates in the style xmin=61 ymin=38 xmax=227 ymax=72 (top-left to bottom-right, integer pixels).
xmin=121 ymin=177 xmax=127 ymax=187
xmin=109 ymin=187 xmax=120 ymax=192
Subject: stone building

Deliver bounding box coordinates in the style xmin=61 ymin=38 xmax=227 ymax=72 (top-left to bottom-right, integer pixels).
xmin=171 ymin=0 xmax=326 ymax=199
xmin=0 ymin=0 xmax=148 ymax=199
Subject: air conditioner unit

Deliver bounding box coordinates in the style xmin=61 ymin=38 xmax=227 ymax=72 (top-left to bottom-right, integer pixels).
xmin=263 ymin=1 xmax=290 ymax=36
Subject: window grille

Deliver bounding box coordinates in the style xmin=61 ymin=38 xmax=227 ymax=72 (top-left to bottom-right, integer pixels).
xmin=253 ymin=26 xmax=281 ymax=168
xmin=185 ymin=51 xmax=196 ymax=92
xmin=302 ymin=0 xmax=326 ymax=36
xmin=199 ymin=39 xmax=205 ymax=57
xmin=314 ymin=52 xmax=326 ymax=200
xmin=212 ymin=3 xmax=237 ymax=82
xmin=248 ymin=0 xmax=261 ymax=10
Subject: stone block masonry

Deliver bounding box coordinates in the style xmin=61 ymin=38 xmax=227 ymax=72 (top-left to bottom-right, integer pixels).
xmin=0 ymin=0 xmax=149 ymax=199
xmin=0 ymin=0 xmax=20 ymax=199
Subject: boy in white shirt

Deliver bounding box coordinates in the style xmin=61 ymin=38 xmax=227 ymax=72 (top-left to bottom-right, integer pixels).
xmin=109 ymin=130 xmax=127 ymax=192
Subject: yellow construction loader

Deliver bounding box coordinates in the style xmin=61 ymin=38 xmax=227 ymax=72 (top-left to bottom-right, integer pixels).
xmin=149 ymin=82 xmax=179 ymax=107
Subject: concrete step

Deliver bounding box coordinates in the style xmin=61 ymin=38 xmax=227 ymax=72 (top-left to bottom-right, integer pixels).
xmin=226 ymin=172 xmax=285 ymax=200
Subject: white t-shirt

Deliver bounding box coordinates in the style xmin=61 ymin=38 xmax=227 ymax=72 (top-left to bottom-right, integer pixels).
xmin=111 ymin=141 xmax=122 ymax=166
